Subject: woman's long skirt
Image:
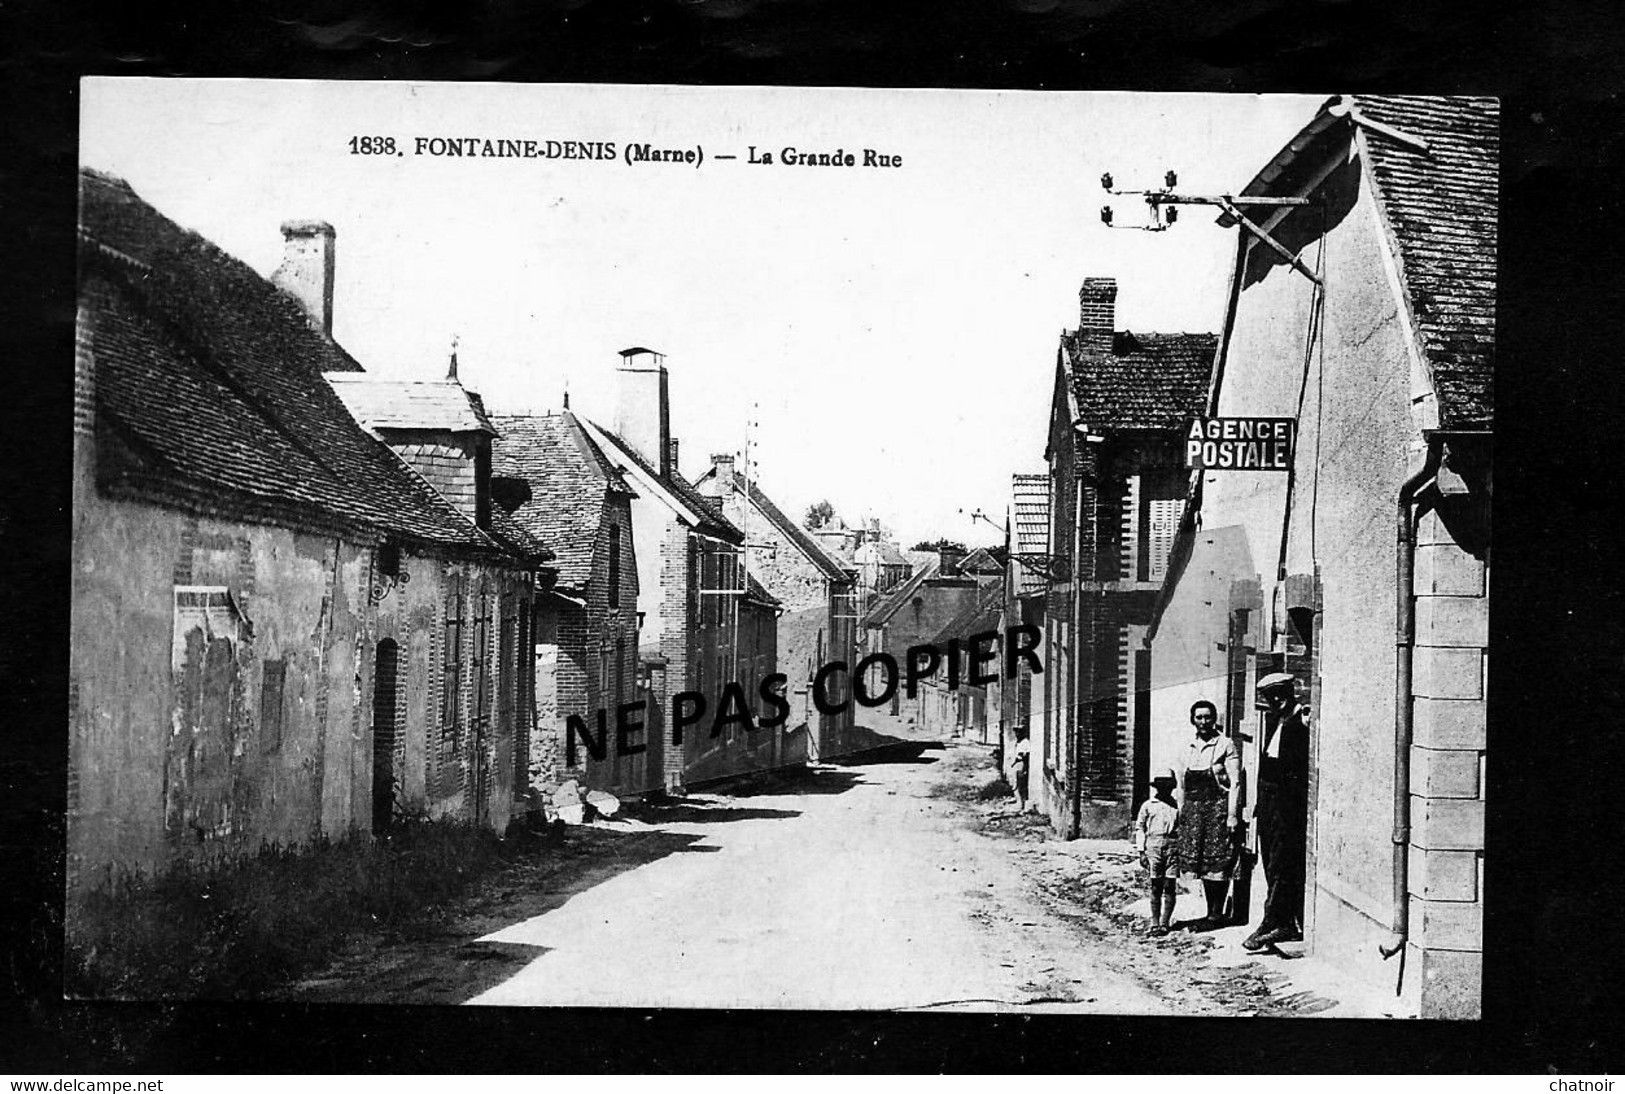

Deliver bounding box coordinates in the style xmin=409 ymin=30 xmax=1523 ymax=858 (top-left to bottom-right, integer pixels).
xmin=1179 ymin=769 xmax=1235 ymax=882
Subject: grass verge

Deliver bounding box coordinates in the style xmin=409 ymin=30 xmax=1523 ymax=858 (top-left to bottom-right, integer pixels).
xmin=66 ymin=816 xmax=548 ymax=999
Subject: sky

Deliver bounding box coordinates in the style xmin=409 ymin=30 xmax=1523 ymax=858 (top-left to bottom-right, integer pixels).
xmin=81 ymin=80 xmax=1322 ymax=550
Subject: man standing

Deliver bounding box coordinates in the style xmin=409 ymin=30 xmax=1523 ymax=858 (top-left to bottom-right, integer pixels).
xmin=1009 ymin=726 xmax=1031 ymax=813
xmin=1243 ymin=671 xmax=1310 ymax=951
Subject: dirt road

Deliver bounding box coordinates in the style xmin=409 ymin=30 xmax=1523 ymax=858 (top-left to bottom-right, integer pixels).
xmin=286 ymin=727 xmax=1339 ymax=1013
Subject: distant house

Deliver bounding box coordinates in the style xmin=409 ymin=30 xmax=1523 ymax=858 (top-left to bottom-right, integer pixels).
xmin=1144 ymin=96 xmax=1495 ymax=1018
xmin=810 ymin=520 xmax=859 ymax=566
xmin=579 ymin=348 xmax=783 ymax=791
xmin=853 ymin=533 xmax=911 ymax=601
xmin=694 ymin=455 xmax=857 ymax=759
xmin=484 ymin=410 xmax=644 ymax=798
xmin=913 ymin=580 xmax=1005 ymax=742
xmin=1035 ymin=276 xmax=1215 ymax=840
xmin=859 ymin=549 xmax=980 ymax=716
xmin=70 ymin=170 xmax=545 ymax=902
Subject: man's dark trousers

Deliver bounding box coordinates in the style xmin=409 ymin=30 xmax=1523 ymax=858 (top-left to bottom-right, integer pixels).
xmin=1256 ymin=757 xmax=1306 ymax=935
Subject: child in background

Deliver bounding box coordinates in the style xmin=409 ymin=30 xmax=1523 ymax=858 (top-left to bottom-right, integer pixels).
xmin=1135 ymin=767 xmax=1182 ymax=935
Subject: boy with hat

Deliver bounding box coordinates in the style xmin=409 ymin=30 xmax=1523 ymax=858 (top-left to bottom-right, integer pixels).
xmin=1135 ymin=767 xmax=1182 ymax=935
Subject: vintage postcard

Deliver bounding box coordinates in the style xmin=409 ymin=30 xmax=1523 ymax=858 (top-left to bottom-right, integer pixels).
xmin=71 ymin=80 xmax=1493 ymax=1017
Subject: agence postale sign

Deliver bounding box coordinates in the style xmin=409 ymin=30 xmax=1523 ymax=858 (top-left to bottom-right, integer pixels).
xmin=1185 ymin=417 xmax=1295 ymax=471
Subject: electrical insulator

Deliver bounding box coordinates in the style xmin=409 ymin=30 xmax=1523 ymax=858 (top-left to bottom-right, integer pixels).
xmin=1100 ymin=172 xmax=1113 ymax=190
xmin=1165 ymin=205 xmax=1178 ymax=224
xmin=1100 ymin=206 xmax=1113 ymax=225
xmin=1165 ymin=169 xmax=1178 ymax=188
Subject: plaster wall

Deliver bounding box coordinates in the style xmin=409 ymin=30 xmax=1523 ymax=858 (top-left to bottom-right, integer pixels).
xmin=69 ymin=473 xmax=373 ymax=885
xmin=1147 ymin=146 xmax=1458 ymax=1006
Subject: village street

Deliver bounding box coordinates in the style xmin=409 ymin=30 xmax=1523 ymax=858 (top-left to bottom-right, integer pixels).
xmin=284 ymin=712 xmax=1368 ymax=1015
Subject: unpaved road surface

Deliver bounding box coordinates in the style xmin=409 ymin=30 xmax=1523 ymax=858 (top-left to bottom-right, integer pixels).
xmin=285 ymin=729 xmax=1335 ymax=1014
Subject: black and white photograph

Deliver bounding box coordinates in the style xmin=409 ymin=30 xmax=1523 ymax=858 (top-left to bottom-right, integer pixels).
xmin=68 ymin=80 xmax=1494 ymax=1020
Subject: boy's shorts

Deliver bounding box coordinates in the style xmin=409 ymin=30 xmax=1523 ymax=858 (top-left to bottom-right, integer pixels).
xmin=1143 ymin=836 xmax=1178 ymax=879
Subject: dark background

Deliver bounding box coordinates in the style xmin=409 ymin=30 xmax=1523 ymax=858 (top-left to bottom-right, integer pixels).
xmin=3 ymin=0 xmax=1622 ymax=1073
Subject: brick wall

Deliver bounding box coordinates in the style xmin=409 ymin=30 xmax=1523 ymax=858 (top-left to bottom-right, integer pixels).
xmin=1406 ymin=500 xmax=1489 ymax=1018
xmin=1078 ymin=278 xmax=1117 ymax=351
xmin=543 ymin=494 xmax=645 ymax=794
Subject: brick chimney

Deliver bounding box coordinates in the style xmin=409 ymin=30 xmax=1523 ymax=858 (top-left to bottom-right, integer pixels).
xmin=614 ymin=347 xmax=671 ymax=476
xmin=273 ymin=220 xmax=336 ymax=336
xmin=711 ymin=453 xmax=736 ymax=490
xmin=1078 ymin=277 xmax=1117 ymax=351
xmin=939 ymin=545 xmax=967 ymax=576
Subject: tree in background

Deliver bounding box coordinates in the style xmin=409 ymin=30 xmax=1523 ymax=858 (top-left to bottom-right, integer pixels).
xmin=804 ymin=500 xmax=835 ymax=529
xmin=910 ymin=537 xmax=967 ymax=554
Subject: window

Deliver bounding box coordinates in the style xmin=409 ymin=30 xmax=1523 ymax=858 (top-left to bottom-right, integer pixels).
xmin=260 ymin=659 xmax=286 ymax=750
xmin=472 ymin=583 xmax=491 ymax=721
xmin=608 ymin=524 xmax=621 ymax=609
xmin=377 ymin=541 xmax=401 ymax=579
xmin=1140 ymin=468 xmax=1184 ymax=582
xmin=442 ymin=575 xmax=464 ymax=733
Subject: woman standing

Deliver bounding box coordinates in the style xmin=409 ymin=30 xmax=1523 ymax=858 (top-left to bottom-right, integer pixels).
xmin=1178 ymin=699 xmax=1243 ymax=929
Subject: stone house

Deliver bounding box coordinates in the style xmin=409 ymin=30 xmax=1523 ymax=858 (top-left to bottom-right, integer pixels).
xmin=320 ymin=363 xmax=560 ymax=832
xmin=485 ymin=410 xmax=647 ymax=796
xmin=1035 ymin=276 xmax=1215 ymax=840
xmin=578 ymin=348 xmax=782 ymax=791
xmin=69 ymin=170 xmax=547 ymax=899
xmin=1143 ymin=96 xmax=1495 ymax=1017
xmin=853 ymin=533 xmax=911 ymax=602
xmin=693 ymin=454 xmax=857 ymax=758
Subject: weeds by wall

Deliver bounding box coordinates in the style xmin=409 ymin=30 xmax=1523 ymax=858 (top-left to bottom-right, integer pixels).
xmin=66 ymin=817 xmax=533 ymax=999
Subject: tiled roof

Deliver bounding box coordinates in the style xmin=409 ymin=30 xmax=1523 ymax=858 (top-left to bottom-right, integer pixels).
xmin=960 ymin=547 xmax=1004 ymax=575
xmin=1353 ymin=95 xmax=1497 ymax=429
xmin=78 ymin=169 xmax=504 ymax=554
xmin=929 ymin=580 xmax=1005 ymax=648
xmin=862 ymin=557 xmax=940 ymax=629
xmin=325 ymin=374 xmax=496 ymax=434
xmin=486 ymin=506 xmax=553 ymax=564
xmin=692 ymin=468 xmax=852 ymax=583
xmin=584 ymin=420 xmax=743 ymax=543
xmin=1011 ymin=474 xmax=1050 ymax=597
xmin=1062 ymin=330 xmax=1217 ymax=432
xmin=488 ymin=411 xmax=633 ymax=592
xmin=904 ymin=549 xmax=938 ymax=573
xmin=744 ymin=571 xmax=781 ymax=608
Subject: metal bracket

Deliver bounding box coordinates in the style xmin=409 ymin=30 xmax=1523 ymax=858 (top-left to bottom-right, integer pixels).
xmin=1216 ymin=198 xmax=1323 ymax=286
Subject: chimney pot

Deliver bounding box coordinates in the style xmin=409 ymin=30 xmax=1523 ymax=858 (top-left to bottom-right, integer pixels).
xmin=273 ymin=220 xmax=337 ymax=336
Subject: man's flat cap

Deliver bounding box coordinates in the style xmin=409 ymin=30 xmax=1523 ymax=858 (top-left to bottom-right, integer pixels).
xmin=1257 ymin=672 xmax=1297 ymax=693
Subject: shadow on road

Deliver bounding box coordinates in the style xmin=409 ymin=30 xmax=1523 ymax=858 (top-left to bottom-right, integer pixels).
xmin=628 ymin=802 xmax=803 ymax=824
xmin=826 ymin=735 xmax=944 ymax=767
xmin=723 ymin=766 xmax=867 ymax=798
xmin=282 ymin=823 xmax=713 ymax=1005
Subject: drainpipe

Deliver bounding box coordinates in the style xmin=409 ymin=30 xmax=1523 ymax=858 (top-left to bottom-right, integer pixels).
xmin=1380 ymin=441 xmax=1442 ymax=967
xmin=1068 ymin=428 xmax=1105 ymax=841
